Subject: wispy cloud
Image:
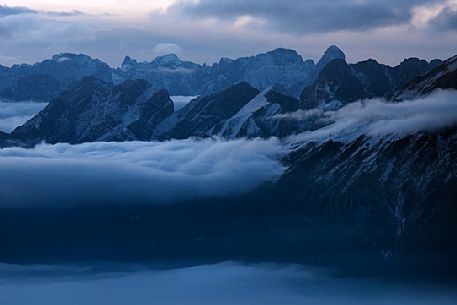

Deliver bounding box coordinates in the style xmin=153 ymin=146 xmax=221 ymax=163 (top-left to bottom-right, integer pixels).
xmin=290 ymin=90 xmax=457 ymax=144
xmin=0 ymin=101 xmax=47 ymax=132
xmin=0 ymin=4 xmax=36 ymax=16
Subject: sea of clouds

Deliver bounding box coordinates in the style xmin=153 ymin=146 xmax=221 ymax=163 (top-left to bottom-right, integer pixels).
xmin=0 ymin=262 xmax=455 ymax=305
xmin=0 ymin=138 xmax=285 ymax=207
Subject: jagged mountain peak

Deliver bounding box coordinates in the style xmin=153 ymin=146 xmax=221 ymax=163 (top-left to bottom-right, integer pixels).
xmin=325 ymin=45 xmax=346 ymax=57
xmin=316 ymin=45 xmax=346 ymax=69
xmin=311 ymin=45 xmax=346 ymax=79
xmin=121 ymin=55 xmax=136 ymax=68
xmin=395 ymin=54 xmax=457 ymax=100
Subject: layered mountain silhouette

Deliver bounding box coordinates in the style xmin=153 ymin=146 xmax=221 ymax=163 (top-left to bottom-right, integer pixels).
xmin=1 ymin=48 xmax=457 ymax=272
xmin=3 ymin=47 xmax=452 ymax=146
xmin=0 ymin=46 xmax=441 ymax=103
xmin=0 ymin=53 xmax=112 ymax=102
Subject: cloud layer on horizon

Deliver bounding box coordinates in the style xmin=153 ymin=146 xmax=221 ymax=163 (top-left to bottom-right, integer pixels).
xmin=0 ymin=2 xmax=456 ymax=67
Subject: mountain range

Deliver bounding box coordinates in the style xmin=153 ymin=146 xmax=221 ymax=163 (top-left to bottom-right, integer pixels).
xmin=0 ymin=45 xmax=441 ymax=103
xmin=1 ymin=45 xmax=449 ymax=146
xmin=1 ymin=47 xmax=457 ymax=271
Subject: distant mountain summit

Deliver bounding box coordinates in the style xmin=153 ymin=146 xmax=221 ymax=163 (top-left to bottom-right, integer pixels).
xmin=4 ymin=51 xmax=454 ymax=146
xmin=0 ymin=46 xmax=443 ymax=104
xmin=0 ymin=53 xmax=112 ymax=102
xmin=114 ymin=47 xmax=316 ymax=97
xmin=315 ymin=45 xmax=346 ymax=73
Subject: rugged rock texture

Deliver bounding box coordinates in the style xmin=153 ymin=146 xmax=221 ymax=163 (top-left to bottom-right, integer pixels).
xmin=209 ymin=87 xmax=303 ymax=139
xmin=301 ymin=56 xmax=443 ymax=109
xmin=5 ymin=52 xmax=454 ymax=146
xmin=0 ymin=46 xmax=441 ymax=105
xmin=395 ymin=55 xmax=457 ymax=100
xmin=259 ymin=129 xmax=457 ymax=266
xmin=155 ymin=82 xmax=260 ymax=139
xmin=11 ymin=77 xmax=173 ymax=144
xmin=351 ymin=59 xmax=394 ymax=97
xmin=269 ymin=56 xmax=457 ymax=264
xmin=154 ymin=82 xmax=325 ymax=140
xmin=301 ymin=59 xmax=366 ymax=109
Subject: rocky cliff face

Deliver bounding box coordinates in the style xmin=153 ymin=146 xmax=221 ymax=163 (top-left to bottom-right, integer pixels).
xmin=154 ymin=82 xmax=260 ymax=139
xmin=300 ymin=56 xmax=443 ymax=109
xmin=395 ymin=55 xmax=457 ymax=100
xmin=11 ymin=77 xmax=173 ymax=144
xmin=301 ymin=59 xmax=367 ymax=109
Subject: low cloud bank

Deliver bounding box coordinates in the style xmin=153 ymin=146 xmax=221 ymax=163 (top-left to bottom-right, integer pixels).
xmin=0 ymin=138 xmax=285 ymax=207
xmin=0 ymin=100 xmax=47 ymax=132
xmin=0 ymin=262 xmax=455 ymax=305
xmin=171 ymin=96 xmax=197 ymax=111
xmin=289 ymin=90 xmax=457 ymax=144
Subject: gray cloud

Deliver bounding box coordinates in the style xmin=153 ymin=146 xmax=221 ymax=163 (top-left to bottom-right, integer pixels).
xmin=0 ymin=5 xmax=85 ymax=18
xmin=430 ymin=8 xmax=457 ymax=30
xmin=0 ymin=138 xmax=285 ymax=207
xmin=0 ymin=100 xmax=47 ymax=132
xmin=0 ymin=5 xmax=36 ymax=17
xmin=45 ymin=10 xmax=87 ymax=17
xmin=171 ymin=0 xmax=444 ymax=33
xmin=0 ymin=10 xmax=97 ymax=65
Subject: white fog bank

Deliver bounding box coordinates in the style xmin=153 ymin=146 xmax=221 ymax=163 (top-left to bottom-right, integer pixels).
xmin=0 ymin=138 xmax=285 ymax=207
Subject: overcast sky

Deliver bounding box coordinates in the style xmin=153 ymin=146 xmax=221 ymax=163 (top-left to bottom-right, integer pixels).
xmin=0 ymin=0 xmax=456 ymax=67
